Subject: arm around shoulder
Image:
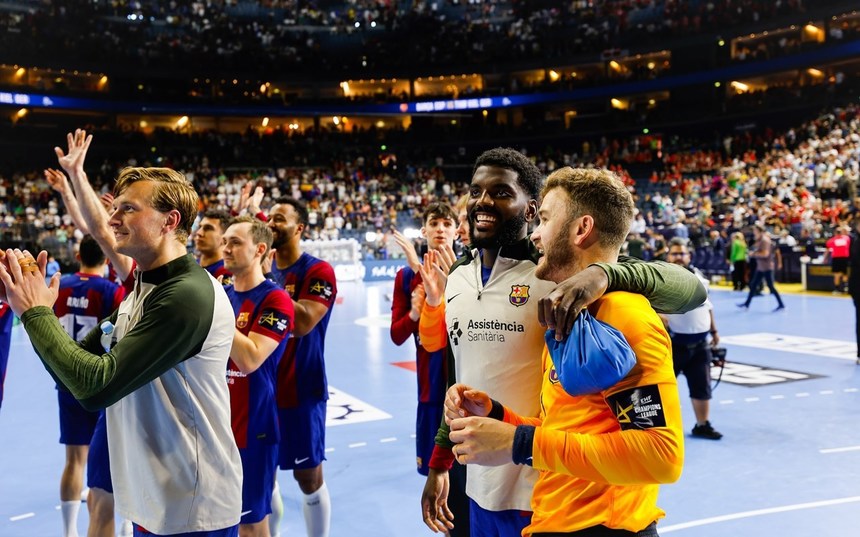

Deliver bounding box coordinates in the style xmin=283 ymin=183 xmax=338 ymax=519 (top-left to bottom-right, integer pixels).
xmin=595 ymin=256 xmax=706 ymax=314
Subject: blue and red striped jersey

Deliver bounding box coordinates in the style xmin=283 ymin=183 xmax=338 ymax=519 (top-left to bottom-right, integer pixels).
xmin=202 ymin=259 xmax=232 ymax=284
xmin=54 ymin=273 xmax=125 ymax=342
xmin=270 ymin=252 xmax=337 ymax=408
xmin=0 ymin=302 xmax=13 ymax=409
xmin=390 ymin=267 xmax=447 ymax=404
xmin=225 ymin=279 xmax=293 ymax=448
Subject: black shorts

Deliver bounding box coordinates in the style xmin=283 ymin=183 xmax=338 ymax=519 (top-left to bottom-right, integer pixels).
xmin=832 ymin=258 xmax=848 ymax=275
xmin=672 ymin=340 xmax=712 ymax=400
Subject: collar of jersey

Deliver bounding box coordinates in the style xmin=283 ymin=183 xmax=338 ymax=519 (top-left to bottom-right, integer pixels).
xmin=136 ymin=253 xmax=197 ymax=286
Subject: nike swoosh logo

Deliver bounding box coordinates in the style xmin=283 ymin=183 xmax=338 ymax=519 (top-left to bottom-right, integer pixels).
xmin=447 ymin=293 xmax=462 ymax=304
xmin=294 ymin=457 xmax=310 ymax=465
xmin=241 ymin=510 xmax=253 ymax=516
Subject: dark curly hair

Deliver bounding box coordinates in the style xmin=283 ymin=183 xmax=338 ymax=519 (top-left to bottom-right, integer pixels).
xmin=473 ymin=147 xmax=542 ymax=200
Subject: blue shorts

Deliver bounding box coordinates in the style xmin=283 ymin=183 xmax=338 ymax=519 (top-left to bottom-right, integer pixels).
xmin=58 ymin=389 xmax=99 ymax=445
xmin=0 ymin=335 xmax=8 ymax=410
xmin=87 ymin=412 xmax=112 ymax=493
xmin=278 ymin=400 xmax=326 ymax=470
xmin=239 ymin=438 xmax=278 ymax=524
xmin=133 ymin=524 xmax=238 ymax=537
xmin=416 ymin=401 xmax=443 ymax=476
xmin=469 ymin=498 xmax=531 ymax=537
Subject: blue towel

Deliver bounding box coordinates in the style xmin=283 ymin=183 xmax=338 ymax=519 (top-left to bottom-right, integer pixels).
xmin=545 ymin=311 xmax=637 ymax=396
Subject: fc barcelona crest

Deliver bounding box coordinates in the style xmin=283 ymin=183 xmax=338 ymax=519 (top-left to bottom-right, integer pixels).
xmin=510 ymin=285 xmax=530 ymax=307
xmin=236 ymin=312 xmax=250 ymax=329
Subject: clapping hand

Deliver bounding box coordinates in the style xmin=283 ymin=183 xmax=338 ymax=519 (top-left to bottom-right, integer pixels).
xmin=391 ymin=229 xmax=421 ymax=272
xmin=0 ymin=249 xmax=60 ymax=316
xmin=418 ymin=250 xmax=448 ymax=307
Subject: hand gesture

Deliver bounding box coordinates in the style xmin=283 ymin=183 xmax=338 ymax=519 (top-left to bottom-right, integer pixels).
xmin=444 ymin=383 xmax=491 ymax=424
xmin=236 ymin=182 xmax=253 ymax=213
xmin=44 ymin=169 xmax=70 ymax=195
xmin=249 ymin=186 xmax=265 ymax=215
xmin=0 ymin=249 xmax=60 ymax=316
xmin=538 ymin=264 xmax=609 ymax=340
xmin=421 ymin=469 xmax=455 ymax=533
xmin=418 ymin=250 xmax=447 ymax=307
xmin=435 ymin=243 xmax=457 ymax=274
xmin=391 ymin=229 xmax=420 ymax=272
xmin=261 ymin=248 xmax=276 ymax=275
xmin=54 ymin=129 xmax=92 ymax=177
xmin=99 ymin=192 xmax=115 ymax=213
xmin=449 ymin=417 xmax=516 ymax=467
xmin=409 ymin=283 xmax=426 ymax=321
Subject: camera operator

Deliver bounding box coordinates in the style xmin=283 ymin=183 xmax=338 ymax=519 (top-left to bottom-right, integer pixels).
xmin=659 ymin=238 xmax=723 ymax=440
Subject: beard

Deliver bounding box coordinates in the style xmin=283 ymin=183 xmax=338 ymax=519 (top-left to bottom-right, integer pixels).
xmin=469 ymin=212 xmax=528 ymax=250
xmin=270 ymin=232 xmax=287 ymax=250
xmin=535 ymin=225 xmax=576 ymax=283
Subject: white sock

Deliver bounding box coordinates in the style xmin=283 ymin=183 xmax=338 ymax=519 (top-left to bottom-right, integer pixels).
xmin=61 ymin=500 xmax=81 ymax=537
xmin=302 ymin=482 xmax=330 ymax=537
xmin=269 ymin=480 xmax=283 ymax=537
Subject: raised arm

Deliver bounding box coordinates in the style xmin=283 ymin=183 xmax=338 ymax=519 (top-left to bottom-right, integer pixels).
xmin=44 ymin=169 xmax=90 ymax=234
xmin=390 ymin=268 xmax=422 ymax=346
xmin=55 ymin=129 xmax=134 ymax=280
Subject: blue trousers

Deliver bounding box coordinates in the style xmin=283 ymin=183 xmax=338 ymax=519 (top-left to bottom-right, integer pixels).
xmin=743 ymin=270 xmax=784 ymax=308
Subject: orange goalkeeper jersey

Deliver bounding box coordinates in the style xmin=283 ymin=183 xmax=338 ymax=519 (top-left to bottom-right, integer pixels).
xmin=503 ymin=291 xmax=684 ymax=534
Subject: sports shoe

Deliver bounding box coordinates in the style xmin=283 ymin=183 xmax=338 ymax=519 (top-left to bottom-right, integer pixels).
xmin=773 ymin=305 xmax=785 ymax=312
xmin=691 ymin=421 xmax=723 ymax=440
xmin=736 ymin=303 xmax=748 ymax=309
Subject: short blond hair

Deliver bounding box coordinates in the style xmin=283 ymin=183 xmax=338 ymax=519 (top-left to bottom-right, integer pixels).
xmin=114 ymin=167 xmax=198 ymax=243
xmin=228 ymin=215 xmax=273 ymax=252
xmin=542 ymin=167 xmax=634 ymax=250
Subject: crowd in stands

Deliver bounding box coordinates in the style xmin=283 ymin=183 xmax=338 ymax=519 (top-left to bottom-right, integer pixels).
xmin=2 ymin=100 xmax=858 ymax=279
xmin=0 ymin=0 xmax=829 ymax=79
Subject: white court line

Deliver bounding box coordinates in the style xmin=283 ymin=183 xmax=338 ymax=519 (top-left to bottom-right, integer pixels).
xmin=348 ymin=442 xmax=367 ymax=448
xmin=719 ymin=400 xmax=734 ymax=405
xmin=796 ymin=392 xmax=810 ymax=397
xmin=324 ymin=447 xmax=335 ymax=453
xmin=661 ymin=496 xmax=860 ymax=533
xmin=744 ymin=397 xmax=759 ymax=402
xmin=846 ymin=388 xmax=859 ymax=393
xmin=820 ymin=390 xmax=834 ymax=395
xmin=820 ymin=445 xmax=860 ymax=454
xmin=10 ymin=513 xmax=35 ymax=522
xmin=380 ymin=437 xmax=397 ymax=443
xmin=770 ymin=395 xmax=785 ymax=399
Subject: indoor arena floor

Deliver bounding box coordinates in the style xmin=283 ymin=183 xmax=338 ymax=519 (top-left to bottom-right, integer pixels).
xmin=1 ymin=281 xmax=858 ymax=537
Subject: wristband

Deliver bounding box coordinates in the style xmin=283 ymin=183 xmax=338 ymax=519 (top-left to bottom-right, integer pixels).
xmin=488 ymin=399 xmax=505 ymax=420
xmin=511 ymin=425 xmax=535 ymax=466
xmin=428 ymin=445 xmax=455 ymax=471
